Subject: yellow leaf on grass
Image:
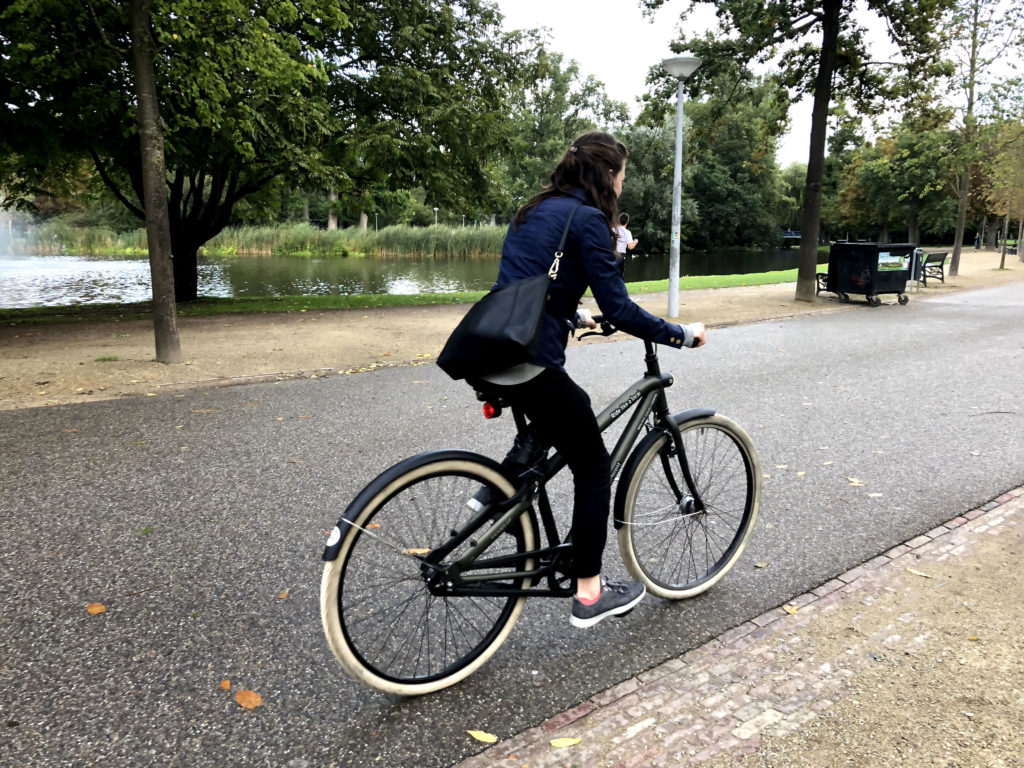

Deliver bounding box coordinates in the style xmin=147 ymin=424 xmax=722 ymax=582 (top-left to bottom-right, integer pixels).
xmin=550 ymin=737 xmax=582 ymax=748
xmin=277 ymin=589 xmax=290 ymax=600
xmin=906 ymin=567 xmax=933 ymax=579
xmin=86 ymin=602 xmax=107 ymax=615
xmin=403 ymin=548 xmax=431 ymax=556
xmin=467 ymin=730 xmax=498 ymax=743
xmin=235 ymin=689 xmax=263 ymax=709
xmin=220 ymin=679 xmax=231 ymax=690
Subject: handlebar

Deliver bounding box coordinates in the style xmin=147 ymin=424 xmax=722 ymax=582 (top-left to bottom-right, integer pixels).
xmin=576 ymin=313 xmax=619 ymax=340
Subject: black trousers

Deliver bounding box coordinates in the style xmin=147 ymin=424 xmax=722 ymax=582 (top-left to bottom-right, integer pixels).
xmin=486 ymin=367 xmax=611 ymax=578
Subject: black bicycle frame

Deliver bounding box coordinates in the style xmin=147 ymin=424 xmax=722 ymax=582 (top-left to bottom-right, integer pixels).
xmin=427 ymin=339 xmax=705 ymax=599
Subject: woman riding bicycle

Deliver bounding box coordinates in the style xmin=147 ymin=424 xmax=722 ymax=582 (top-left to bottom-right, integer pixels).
xmin=475 ymin=131 xmax=706 ymax=628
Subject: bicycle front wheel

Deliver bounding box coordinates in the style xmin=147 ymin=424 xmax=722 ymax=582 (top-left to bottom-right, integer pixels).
xmin=617 ymin=414 xmax=760 ymax=599
xmin=320 ymin=451 xmax=536 ymax=696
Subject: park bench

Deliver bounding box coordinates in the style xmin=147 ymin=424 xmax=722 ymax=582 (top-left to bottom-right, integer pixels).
xmin=920 ymin=251 xmax=948 ymax=286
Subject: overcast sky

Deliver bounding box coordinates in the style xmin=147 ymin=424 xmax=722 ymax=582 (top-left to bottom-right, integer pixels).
xmin=494 ymin=0 xmax=835 ymax=169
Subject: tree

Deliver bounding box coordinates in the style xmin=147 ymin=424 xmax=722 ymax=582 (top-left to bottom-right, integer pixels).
xmin=945 ymin=0 xmax=1024 ymax=275
xmin=984 ymin=119 xmax=1024 ymax=267
xmin=497 ymin=51 xmax=628 ymax=217
xmin=1 ymin=0 xmax=534 ymax=301
xmin=630 ymin=71 xmax=788 ymax=253
xmin=644 ymin=0 xmax=953 ymax=301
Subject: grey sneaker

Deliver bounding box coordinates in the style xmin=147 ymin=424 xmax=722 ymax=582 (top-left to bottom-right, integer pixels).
xmin=570 ymin=579 xmax=646 ymax=628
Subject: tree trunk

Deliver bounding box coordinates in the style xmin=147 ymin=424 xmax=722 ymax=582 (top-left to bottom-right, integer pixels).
xmin=302 ymin=195 xmax=310 ymax=223
xmin=171 ymin=243 xmax=200 ymax=301
xmin=358 ymin=211 xmax=368 ymax=230
xmin=985 ymin=221 xmax=997 ymax=248
xmin=328 ymin=188 xmax=338 ymax=230
xmin=128 ymin=0 xmax=181 ymax=364
xmin=907 ymin=207 xmax=920 ymax=245
xmin=878 ymin=221 xmax=889 ymax=243
xmin=951 ymin=0 xmax=982 ymax=277
xmin=795 ymin=0 xmax=841 ymax=303
xmin=999 ymin=215 xmax=1009 ymax=268
xmin=1018 ymin=218 xmax=1023 ymax=262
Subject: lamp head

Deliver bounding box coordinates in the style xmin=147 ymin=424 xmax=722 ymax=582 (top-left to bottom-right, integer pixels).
xmin=661 ymin=55 xmax=702 ymax=81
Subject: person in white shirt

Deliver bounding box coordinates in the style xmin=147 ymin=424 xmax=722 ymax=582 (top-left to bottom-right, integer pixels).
xmin=614 ymin=213 xmax=638 ymax=260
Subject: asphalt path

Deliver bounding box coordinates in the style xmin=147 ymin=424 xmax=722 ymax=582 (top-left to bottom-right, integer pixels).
xmin=2 ymin=283 xmax=1022 ymax=767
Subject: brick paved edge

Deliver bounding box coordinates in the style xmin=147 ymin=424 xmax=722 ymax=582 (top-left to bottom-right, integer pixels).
xmin=454 ymin=485 xmax=1024 ymax=768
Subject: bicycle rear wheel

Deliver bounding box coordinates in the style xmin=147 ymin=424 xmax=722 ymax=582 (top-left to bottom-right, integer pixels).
xmin=320 ymin=451 xmax=536 ymax=695
xmin=617 ymin=414 xmax=760 ymax=599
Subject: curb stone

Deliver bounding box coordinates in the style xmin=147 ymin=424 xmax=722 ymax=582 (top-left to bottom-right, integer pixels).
xmin=454 ymin=487 xmax=1023 ymax=768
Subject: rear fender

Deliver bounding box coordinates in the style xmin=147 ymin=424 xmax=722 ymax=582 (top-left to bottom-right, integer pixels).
xmin=322 ymin=450 xmax=518 ymax=561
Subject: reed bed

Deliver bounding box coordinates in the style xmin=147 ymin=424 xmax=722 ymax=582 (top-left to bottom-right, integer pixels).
xmin=28 ymin=222 xmax=506 ymax=259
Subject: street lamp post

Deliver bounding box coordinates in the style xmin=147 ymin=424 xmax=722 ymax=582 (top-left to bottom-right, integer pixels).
xmin=661 ymin=54 xmax=702 ymax=319
xmin=433 ymin=207 xmax=439 ymax=226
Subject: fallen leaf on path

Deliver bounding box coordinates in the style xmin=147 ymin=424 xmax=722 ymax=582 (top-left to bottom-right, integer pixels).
xmin=823 ymin=461 xmax=834 ymax=466
xmin=366 ymin=523 xmax=380 ymax=529
xmin=416 ymin=353 xmax=432 ymax=358
xmin=867 ymin=492 xmax=883 ymax=498
xmin=86 ymin=603 xmax=107 ymax=615
xmin=775 ymin=464 xmax=788 ymax=469
xmin=906 ymin=567 xmax=933 ymax=579
xmin=550 ymin=737 xmax=582 ymax=748
xmin=755 ymin=562 xmax=770 ymax=569
xmin=191 ymin=409 xmax=219 ymax=414
xmin=783 ymin=604 xmax=798 ymax=615
xmin=235 ymin=690 xmax=263 ymax=709
xmin=63 ymin=429 xmax=79 ymax=433
xmin=467 ymin=730 xmax=498 ymax=744
xmin=796 ymin=471 xmax=806 ymax=477
xmin=220 ymin=679 xmax=231 ymax=690
xmin=847 ymin=477 xmax=865 ymax=486
xmin=403 ymin=548 xmax=431 ymax=556
xmin=277 ymin=589 xmax=290 ymax=600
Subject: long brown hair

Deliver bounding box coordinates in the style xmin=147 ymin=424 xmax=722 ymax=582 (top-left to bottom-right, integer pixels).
xmin=515 ymin=131 xmax=627 ymax=233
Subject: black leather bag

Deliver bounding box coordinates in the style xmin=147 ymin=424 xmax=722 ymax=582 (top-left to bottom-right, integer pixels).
xmin=438 ymin=203 xmax=582 ymax=380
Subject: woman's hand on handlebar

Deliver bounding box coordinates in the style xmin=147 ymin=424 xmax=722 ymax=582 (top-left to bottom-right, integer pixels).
xmin=574 ymin=309 xmax=598 ymax=329
xmin=689 ymin=322 xmax=707 ymax=348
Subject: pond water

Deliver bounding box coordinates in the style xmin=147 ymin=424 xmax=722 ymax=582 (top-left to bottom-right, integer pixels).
xmin=0 ymin=248 xmax=826 ymax=308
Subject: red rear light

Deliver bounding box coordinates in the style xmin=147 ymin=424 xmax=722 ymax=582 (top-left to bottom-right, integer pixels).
xmin=482 ymin=401 xmax=501 ymax=419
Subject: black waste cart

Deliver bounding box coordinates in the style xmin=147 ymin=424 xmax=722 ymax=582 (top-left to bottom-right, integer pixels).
xmin=823 ymin=242 xmax=916 ymax=306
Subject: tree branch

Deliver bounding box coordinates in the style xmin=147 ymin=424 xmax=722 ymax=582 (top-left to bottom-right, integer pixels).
xmin=87 ymin=146 xmax=144 ymax=218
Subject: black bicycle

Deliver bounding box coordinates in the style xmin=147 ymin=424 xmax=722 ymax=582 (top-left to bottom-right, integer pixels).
xmin=320 ymin=318 xmax=761 ymax=695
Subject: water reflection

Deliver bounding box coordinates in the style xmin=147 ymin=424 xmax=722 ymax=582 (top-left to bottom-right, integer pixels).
xmin=0 ymin=248 xmax=824 ymax=308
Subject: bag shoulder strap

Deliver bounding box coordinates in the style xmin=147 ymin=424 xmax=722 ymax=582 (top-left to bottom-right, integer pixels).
xmin=548 ymin=201 xmax=584 ymax=280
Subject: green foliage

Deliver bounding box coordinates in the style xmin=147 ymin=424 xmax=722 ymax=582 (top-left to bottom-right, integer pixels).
xmin=0 ymin=0 xmax=536 ymax=300
xmin=627 ymin=75 xmax=787 ymax=252
xmin=495 ymin=51 xmax=628 ymax=216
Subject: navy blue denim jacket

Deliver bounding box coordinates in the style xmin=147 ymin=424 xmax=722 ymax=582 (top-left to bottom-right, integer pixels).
xmin=493 ymin=189 xmax=689 ymax=371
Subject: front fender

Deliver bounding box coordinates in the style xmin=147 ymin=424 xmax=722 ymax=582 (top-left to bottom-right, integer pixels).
xmin=612 ymin=408 xmax=715 ymax=529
